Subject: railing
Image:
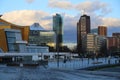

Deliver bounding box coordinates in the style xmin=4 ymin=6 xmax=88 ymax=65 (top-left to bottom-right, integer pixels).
xmin=48 ymin=57 xmax=120 ymax=69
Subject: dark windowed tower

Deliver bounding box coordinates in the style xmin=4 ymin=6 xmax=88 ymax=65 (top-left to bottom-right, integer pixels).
xmin=53 ymin=13 xmax=63 ymax=51
xmin=77 ymin=14 xmax=91 ymax=54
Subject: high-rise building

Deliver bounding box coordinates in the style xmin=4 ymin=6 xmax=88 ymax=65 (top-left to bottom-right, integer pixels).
xmin=53 ymin=13 xmax=63 ymax=51
xmin=98 ymin=26 xmax=107 ymax=36
xmin=77 ymin=14 xmax=91 ymax=54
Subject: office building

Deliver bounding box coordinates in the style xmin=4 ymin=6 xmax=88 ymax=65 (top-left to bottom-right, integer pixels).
xmin=95 ymin=35 xmax=107 ymax=56
xmin=98 ymin=26 xmax=107 ymax=36
xmin=29 ymin=23 xmax=55 ymax=47
xmin=83 ymin=34 xmax=96 ymax=54
xmin=77 ymin=14 xmax=91 ymax=54
xmin=107 ymin=37 xmax=118 ymax=53
xmin=83 ymin=33 xmax=107 ymax=56
xmin=107 ymin=33 xmax=120 ymax=54
xmin=53 ymin=13 xmax=63 ymax=51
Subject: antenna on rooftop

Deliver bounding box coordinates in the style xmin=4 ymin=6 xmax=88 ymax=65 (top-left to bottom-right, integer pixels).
xmin=81 ymin=9 xmax=86 ymax=15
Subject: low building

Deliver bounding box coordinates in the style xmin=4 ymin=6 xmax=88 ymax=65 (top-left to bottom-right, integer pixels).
xmin=107 ymin=35 xmax=120 ymax=54
xmin=0 ymin=17 xmax=29 ymax=42
xmin=0 ymin=29 xmax=27 ymax=52
xmin=26 ymin=44 xmax=49 ymax=53
xmin=83 ymin=33 xmax=96 ymax=54
xmin=29 ymin=23 xmax=56 ymax=48
xmin=0 ymin=17 xmax=29 ymax=52
xmin=83 ymin=33 xmax=107 ymax=56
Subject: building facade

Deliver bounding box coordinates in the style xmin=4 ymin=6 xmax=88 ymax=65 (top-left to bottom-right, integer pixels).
xmin=0 ymin=17 xmax=29 ymax=42
xmin=107 ymin=33 xmax=120 ymax=54
xmin=0 ymin=29 xmax=27 ymax=52
xmin=98 ymin=26 xmax=107 ymax=36
xmin=26 ymin=44 xmax=49 ymax=53
xmin=83 ymin=34 xmax=96 ymax=54
xmin=83 ymin=34 xmax=107 ymax=56
xmin=29 ymin=23 xmax=55 ymax=47
xmin=77 ymin=14 xmax=91 ymax=54
xmin=53 ymin=13 xmax=63 ymax=51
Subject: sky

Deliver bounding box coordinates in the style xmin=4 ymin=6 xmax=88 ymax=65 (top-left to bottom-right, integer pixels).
xmin=0 ymin=0 xmax=120 ymax=46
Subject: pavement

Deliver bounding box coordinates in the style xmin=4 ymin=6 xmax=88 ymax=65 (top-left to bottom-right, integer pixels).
xmin=0 ymin=66 xmax=120 ymax=80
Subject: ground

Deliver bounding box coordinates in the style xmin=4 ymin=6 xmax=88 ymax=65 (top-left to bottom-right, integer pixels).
xmin=0 ymin=66 xmax=120 ymax=80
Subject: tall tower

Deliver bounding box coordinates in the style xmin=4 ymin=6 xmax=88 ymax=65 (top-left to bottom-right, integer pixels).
xmin=77 ymin=14 xmax=91 ymax=54
xmin=98 ymin=26 xmax=107 ymax=36
xmin=53 ymin=13 xmax=63 ymax=51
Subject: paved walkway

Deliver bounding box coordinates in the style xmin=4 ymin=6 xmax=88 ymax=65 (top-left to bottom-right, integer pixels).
xmin=0 ymin=66 xmax=120 ymax=80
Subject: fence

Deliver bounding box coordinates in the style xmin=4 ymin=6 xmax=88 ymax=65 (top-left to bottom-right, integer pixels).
xmin=48 ymin=57 xmax=120 ymax=69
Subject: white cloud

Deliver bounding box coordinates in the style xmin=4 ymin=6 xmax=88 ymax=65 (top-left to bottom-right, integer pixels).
xmin=26 ymin=0 xmax=35 ymax=3
xmin=48 ymin=0 xmax=111 ymax=15
xmin=1 ymin=10 xmax=52 ymax=30
xmin=48 ymin=0 xmax=73 ymax=9
xmin=75 ymin=0 xmax=111 ymax=15
xmin=102 ymin=18 xmax=120 ymax=27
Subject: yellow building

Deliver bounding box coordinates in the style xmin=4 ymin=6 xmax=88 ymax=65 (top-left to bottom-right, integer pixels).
xmin=0 ymin=17 xmax=29 ymax=52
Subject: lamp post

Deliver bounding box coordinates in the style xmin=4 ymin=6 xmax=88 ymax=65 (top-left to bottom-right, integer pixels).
xmin=56 ymin=31 xmax=59 ymax=68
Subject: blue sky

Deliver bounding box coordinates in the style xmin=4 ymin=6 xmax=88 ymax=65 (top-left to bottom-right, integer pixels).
xmin=0 ymin=0 xmax=120 ymax=45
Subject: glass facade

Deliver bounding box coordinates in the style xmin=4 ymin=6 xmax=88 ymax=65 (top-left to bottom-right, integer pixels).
xmin=5 ymin=29 xmax=22 ymax=52
xmin=53 ymin=14 xmax=63 ymax=50
xmin=29 ymin=30 xmax=55 ymax=47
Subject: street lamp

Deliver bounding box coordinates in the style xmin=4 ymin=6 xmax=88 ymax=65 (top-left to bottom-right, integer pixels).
xmin=55 ymin=31 xmax=59 ymax=68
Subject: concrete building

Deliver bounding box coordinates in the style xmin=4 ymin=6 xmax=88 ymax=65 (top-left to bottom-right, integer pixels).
xmin=95 ymin=35 xmax=107 ymax=55
xmin=107 ymin=33 xmax=120 ymax=54
xmin=107 ymin=37 xmax=118 ymax=53
xmin=98 ymin=26 xmax=107 ymax=36
xmin=83 ymin=34 xmax=107 ymax=56
xmin=53 ymin=13 xmax=63 ymax=51
xmin=112 ymin=33 xmax=120 ymax=51
xmin=83 ymin=34 xmax=96 ymax=54
xmin=29 ymin=23 xmax=55 ymax=48
xmin=77 ymin=14 xmax=91 ymax=54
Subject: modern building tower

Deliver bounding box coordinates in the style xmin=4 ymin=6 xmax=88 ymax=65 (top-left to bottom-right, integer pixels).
xmin=53 ymin=14 xmax=63 ymax=51
xmin=77 ymin=14 xmax=91 ymax=54
xmin=98 ymin=26 xmax=107 ymax=36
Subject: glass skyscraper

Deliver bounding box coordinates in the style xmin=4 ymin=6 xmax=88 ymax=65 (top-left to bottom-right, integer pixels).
xmin=53 ymin=14 xmax=63 ymax=51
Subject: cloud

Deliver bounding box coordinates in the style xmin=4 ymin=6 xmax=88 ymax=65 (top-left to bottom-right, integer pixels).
xmin=75 ymin=0 xmax=111 ymax=15
xmin=48 ymin=0 xmax=73 ymax=9
xmin=1 ymin=10 xmax=120 ymax=42
xmin=48 ymin=0 xmax=111 ymax=15
xmin=26 ymin=0 xmax=35 ymax=3
xmin=1 ymin=10 xmax=52 ymax=30
xmin=102 ymin=17 xmax=120 ymax=27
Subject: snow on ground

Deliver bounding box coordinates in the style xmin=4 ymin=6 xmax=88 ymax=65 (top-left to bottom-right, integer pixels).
xmin=0 ymin=66 xmax=119 ymax=80
xmin=0 ymin=57 xmax=119 ymax=80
